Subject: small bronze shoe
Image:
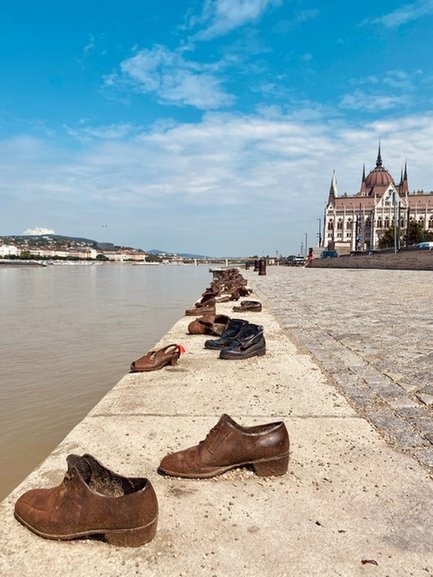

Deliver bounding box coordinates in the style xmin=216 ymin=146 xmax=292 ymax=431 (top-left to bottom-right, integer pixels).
xmin=14 ymin=454 xmax=158 ymax=547
xmin=232 ymin=300 xmax=262 ymax=312
xmin=130 ymin=344 xmax=182 ymax=372
xmin=185 ymin=296 xmax=216 ymax=316
xmin=158 ymin=414 xmax=289 ymax=478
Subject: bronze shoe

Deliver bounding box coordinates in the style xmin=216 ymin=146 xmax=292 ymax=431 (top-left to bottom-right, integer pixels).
xmin=158 ymin=414 xmax=289 ymax=478
xmin=130 ymin=343 xmax=182 ymax=372
xmin=14 ymin=454 xmax=158 ymax=547
xmin=185 ymin=303 xmax=216 ymax=316
xmin=232 ymin=300 xmax=262 ymax=312
xmin=188 ymin=314 xmax=230 ymax=336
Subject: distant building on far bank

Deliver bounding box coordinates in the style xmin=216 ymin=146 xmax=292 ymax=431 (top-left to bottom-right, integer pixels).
xmin=323 ymin=145 xmax=433 ymax=252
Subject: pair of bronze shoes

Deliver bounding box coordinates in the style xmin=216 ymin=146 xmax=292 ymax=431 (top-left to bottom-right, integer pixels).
xmin=14 ymin=415 xmax=289 ymax=547
xmin=129 ymin=344 xmax=182 ymax=372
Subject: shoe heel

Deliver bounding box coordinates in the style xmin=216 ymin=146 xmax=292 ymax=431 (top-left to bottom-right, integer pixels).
xmin=256 ymin=347 xmax=266 ymax=357
xmin=169 ymin=355 xmax=178 ymax=366
xmin=252 ymin=454 xmax=289 ymax=477
xmin=105 ymin=518 xmax=158 ymax=547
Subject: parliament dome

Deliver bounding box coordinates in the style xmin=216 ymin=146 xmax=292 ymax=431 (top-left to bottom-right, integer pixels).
xmin=362 ymin=145 xmax=395 ymax=196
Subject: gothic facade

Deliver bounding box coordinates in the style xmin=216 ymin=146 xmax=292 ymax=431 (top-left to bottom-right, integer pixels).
xmin=323 ymin=146 xmax=433 ymax=252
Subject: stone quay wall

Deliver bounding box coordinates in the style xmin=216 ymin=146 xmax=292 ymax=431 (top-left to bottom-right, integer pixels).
xmin=309 ymin=250 xmax=433 ymax=270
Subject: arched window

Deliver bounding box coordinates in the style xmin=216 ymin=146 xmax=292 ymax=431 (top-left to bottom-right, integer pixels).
xmin=377 ymin=217 xmax=383 ymax=228
xmin=384 ymin=217 xmax=390 ymax=228
xmin=429 ymin=217 xmax=433 ymax=229
xmin=337 ymin=219 xmax=343 ymax=230
xmin=327 ymin=220 xmax=334 ymax=230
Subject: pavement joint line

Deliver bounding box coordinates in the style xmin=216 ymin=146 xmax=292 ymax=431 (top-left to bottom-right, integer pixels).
xmin=88 ymin=413 xmax=363 ymax=420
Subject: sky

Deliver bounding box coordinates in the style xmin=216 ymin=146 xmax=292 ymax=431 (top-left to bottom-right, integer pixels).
xmin=2 ymin=0 xmax=433 ymax=256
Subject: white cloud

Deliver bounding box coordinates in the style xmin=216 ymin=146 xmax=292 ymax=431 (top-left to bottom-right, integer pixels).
xmin=195 ymin=0 xmax=283 ymax=39
xmin=349 ymin=70 xmax=414 ymax=90
xmin=23 ymin=227 xmax=56 ymax=235
xmin=4 ymin=110 xmax=433 ymax=254
xmin=112 ymin=45 xmax=234 ymax=110
xmin=340 ymin=90 xmax=410 ymax=111
xmin=365 ymin=0 xmax=433 ymax=29
xmin=64 ymin=123 xmax=135 ymax=142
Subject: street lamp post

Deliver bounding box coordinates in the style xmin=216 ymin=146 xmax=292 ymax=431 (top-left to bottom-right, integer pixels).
xmin=393 ymin=190 xmax=398 ymax=254
xmin=317 ymin=218 xmax=322 ymax=247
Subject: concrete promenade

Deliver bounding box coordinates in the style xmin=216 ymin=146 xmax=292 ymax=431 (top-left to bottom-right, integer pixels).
xmin=0 ymin=267 xmax=432 ymax=576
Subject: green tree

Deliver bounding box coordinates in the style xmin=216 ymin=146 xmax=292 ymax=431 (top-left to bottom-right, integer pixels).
xmin=378 ymin=226 xmax=401 ymax=249
xmin=403 ymin=221 xmax=433 ymax=246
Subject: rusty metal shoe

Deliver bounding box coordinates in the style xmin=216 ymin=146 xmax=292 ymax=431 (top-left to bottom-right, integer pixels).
xmin=188 ymin=314 xmax=230 ymax=336
xmin=14 ymin=454 xmax=158 ymax=547
xmin=185 ymin=303 xmax=216 ymax=316
xmin=130 ymin=343 xmax=182 ymax=372
xmin=158 ymin=414 xmax=289 ymax=478
xmin=232 ymin=300 xmax=262 ymax=312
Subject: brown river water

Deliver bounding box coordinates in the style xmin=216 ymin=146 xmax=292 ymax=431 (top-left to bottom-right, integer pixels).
xmin=0 ymin=263 xmax=210 ymax=501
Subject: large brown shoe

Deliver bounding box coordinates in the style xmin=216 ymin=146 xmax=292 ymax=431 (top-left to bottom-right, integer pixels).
xmin=14 ymin=454 xmax=158 ymax=547
xmin=158 ymin=414 xmax=289 ymax=478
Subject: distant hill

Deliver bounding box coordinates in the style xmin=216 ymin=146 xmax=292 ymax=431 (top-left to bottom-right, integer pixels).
xmin=0 ymin=234 xmax=134 ymax=251
xmin=1 ymin=236 xmax=240 ymax=259
xmin=146 ymin=248 xmax=208 ymax=258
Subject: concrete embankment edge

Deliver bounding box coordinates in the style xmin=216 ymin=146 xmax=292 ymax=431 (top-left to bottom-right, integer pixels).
xmin=0 ymin=291 xmax=432 ymax=577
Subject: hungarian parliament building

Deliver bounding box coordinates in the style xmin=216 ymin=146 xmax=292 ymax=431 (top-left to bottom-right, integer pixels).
xmin=323 ymin=146 xmax=433 ymax=252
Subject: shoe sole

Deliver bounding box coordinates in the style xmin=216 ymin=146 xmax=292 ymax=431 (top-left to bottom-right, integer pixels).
xmin=158 ymin=452 xmax=289 ymax=479
xmin=14 ymin=512 xmax=158 ymax=547
xmin=219 ymin=347 xmax=266 ymax=360
xmin=130 ymin=357 xmax=179 ymax=372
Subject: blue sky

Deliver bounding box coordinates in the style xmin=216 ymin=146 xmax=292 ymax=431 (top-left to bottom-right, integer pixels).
xmin=2 ymin=0 xmax=433 ymax=256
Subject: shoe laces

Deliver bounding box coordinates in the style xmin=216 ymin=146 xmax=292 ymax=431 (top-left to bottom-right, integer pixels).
xmin=199 ymin=423 xmax=221 ymax=445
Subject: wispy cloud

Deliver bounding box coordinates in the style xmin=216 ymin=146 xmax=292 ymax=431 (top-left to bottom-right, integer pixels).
xmin=340 ymin=90 xmax=410 ymax=111
xmin=340 ymin=68 xmax=429 ymax=111
xmin=348 ymin=69 xmax=417 ymax=90
xmin=108 ymin=45 xmax=234 ymax=110
xmin=64 ymin=123 xmax=135 ymax=142
xmin=193 ymin=0 xmax=283 ymax=40
xmin=365 ymin=0 xmax=433 ymax=29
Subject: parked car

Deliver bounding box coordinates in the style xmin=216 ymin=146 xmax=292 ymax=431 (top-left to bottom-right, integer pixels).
xmin=286 ymin=255 xmax=306 ymax=266
xmin=416 ymin=242 xmax=433 ymax=250
xmin=320 ymin=250 xmax=338 ymax=258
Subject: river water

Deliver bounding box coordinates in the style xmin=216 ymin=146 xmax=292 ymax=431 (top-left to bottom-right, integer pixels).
xmin=0 ymin=263 xmax=210 ymax=501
